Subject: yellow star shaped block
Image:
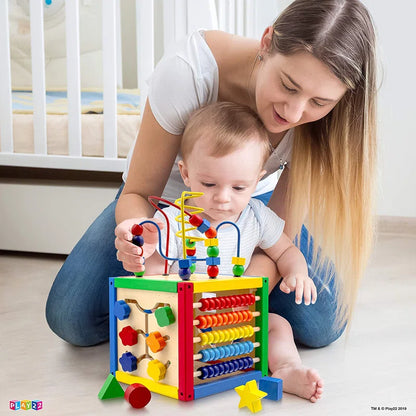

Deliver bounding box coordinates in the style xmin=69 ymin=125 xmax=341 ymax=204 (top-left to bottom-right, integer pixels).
xmin=235 ymin=380 xmax=267 ymax=413
xmin=147 ymin=359 xmax=166 ymax=382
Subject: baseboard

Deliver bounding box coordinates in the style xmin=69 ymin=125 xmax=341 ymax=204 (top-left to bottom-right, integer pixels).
xmin=377 ymin=216 xmax=416 ymax=235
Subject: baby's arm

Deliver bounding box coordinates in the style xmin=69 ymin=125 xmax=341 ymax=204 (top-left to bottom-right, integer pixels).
xmin=263 ymin=233 xmax=317 ymax=305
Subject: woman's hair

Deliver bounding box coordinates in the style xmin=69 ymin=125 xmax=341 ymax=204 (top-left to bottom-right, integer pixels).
xmin=181 ymin=101 xmax=272 ymax=166
xmin=271 ymin=0 xmax=377 ymax=329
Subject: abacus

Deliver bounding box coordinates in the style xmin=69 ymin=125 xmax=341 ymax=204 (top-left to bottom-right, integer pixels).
xmin=109 ymin=273 xmax=268 ymax=400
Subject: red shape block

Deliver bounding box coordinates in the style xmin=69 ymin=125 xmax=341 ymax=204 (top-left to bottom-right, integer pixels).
xmin=124 ymin=383 xmax=151 ymax=409
xmin=131 ymin=224 xmax=143 ymax=236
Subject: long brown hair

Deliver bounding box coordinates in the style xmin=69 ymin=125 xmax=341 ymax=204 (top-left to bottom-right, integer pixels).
xmin=272 ymin=0 xmax=377 ymax=328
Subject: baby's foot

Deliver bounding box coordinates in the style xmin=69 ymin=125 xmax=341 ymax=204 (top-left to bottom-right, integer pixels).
xmin=272 ymin=364 xmax=324 ymax=403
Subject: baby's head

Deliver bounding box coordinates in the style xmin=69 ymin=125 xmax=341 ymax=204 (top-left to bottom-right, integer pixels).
xmin=179 ymin=102 xmax=272 ymax=224
xmin=181 ymin=102 xmax=271 ymax=167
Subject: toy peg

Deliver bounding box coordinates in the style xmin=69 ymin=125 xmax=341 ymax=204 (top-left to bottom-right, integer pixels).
xmin=147 ymin=359 xmax=171 ymax=382
xmin=119 ymin=326 xmax=146 ymax=346
xmin=146 ymin=331 xmax=170 ymax=353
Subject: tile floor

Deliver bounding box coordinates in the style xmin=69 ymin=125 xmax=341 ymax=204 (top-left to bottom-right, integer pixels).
xmin=1 ymin=229 xmax=415 ymax=416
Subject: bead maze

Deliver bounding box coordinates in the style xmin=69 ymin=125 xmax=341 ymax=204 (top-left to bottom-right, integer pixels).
xmin=108 ymin=191 xmax=269 ymax=402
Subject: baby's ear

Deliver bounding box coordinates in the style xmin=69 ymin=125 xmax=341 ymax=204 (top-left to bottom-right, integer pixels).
xmin=178 ymin=160 xmax=191 ymax=187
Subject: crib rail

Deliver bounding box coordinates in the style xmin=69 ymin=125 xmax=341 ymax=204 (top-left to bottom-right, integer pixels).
xmin=0 ymin=0 xmax=278 ymax=173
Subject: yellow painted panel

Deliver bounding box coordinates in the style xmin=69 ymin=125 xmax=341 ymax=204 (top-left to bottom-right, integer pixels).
xmin=192 ymin=276 xmax=263 ymax=293
xmin=116 ymin=371 xmax=179 ymax=399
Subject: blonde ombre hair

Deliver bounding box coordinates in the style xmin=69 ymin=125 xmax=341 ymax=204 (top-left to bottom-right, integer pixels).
xmin=272 ymin=0 xmax=377 ymax=328
xmin=181 ymin=102 xmax=272 ymax=166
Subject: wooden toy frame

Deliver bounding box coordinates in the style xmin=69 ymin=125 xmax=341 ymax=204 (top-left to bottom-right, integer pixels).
xmin=109 ymin=273 xmax=268 ymax=401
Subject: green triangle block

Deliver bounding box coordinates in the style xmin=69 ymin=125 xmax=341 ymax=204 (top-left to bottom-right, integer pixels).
xmin=98 ymin=374 xmax=125 ymax=399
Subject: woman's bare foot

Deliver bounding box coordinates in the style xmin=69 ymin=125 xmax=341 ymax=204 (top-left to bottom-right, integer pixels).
xmin=272 ymin=364 xmax=324 ymax=403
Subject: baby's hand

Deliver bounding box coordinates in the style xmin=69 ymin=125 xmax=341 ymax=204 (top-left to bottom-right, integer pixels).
xmin=114 ymin=217 xmax=164 ymax=273
xmin=279 ymin=274 xmax=317 ymax=305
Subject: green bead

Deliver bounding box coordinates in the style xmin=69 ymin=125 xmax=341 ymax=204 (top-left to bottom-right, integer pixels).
xmin=185 ymin=238 xmax=196 ymax=248
xmin=190 ymin=263 xmax=196 ymax=274
xmin=233 ymin=264 xmax=245 ymax=277
xmin=206 ymin=246 xmax=219 ymax=257
xmin=134 ymin=271 xmax=145 ymax=277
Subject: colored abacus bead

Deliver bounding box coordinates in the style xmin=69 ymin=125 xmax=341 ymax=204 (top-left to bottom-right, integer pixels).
xmin=207 ymin=265 xmax=219 ymax=278
xmin=131 ymin=224 xmax=143 ymax=236
xmin=134 ymin=270 xmax=145 ymax=277
xmin=190 ymin=262 xmax=196 ymax=273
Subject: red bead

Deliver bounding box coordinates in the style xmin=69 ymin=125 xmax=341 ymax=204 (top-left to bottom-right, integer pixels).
xmin=186 ymin=248 xmax=196 ymax=256
xmin=131 ymin=224 xmax=143 ymax=236
xmin=125 ymin=383 xmax=151 ymax=409
xmin=189 ymin=214 xmax=203 ymax=227
xmin=207 ymin=265 xmax=219 ymax=278
xmin=205 ymin=227 xmax=217 ymax=238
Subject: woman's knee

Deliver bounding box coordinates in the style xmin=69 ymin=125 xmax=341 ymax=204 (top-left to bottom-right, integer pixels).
xmin=293 ymin=320 xmax=346 ymax=348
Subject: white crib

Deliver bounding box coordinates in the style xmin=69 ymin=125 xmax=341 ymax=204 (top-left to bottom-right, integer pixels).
xmin=0 ymin=0 xmax=279 ymax=254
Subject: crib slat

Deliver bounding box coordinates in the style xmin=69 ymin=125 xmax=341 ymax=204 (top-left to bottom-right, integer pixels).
xmin=102 ymin=0 xmax=118 ymax=158
xmin=136 ymin=0 xmax=154 ymax=113
xmin=245 ymin=0 xmax=255 ymax=38
xmin=30 ymin=0 xmax=47 ymax=155
xmin=175 ymin=0 xmax=187 ymax=40
xmin=235 ymin=0 xmax=244 ymax=36
xmin=0 ymin=1 xmax=14 ymax=152
xmin=65 ymin=0 xmax=82 ymax=157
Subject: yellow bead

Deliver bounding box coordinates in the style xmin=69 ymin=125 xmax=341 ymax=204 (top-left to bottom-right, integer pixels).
xmin=204 ymin=238 xmax=219 ymax=247
xmin=231 ymin=256 xmax=246 ymax=266
xmin=147 ymin=359 xmax=167 ymax=381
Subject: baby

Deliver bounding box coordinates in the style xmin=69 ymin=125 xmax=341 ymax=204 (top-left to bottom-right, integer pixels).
xmin=136 ymin=102 xmax=323 ymax=402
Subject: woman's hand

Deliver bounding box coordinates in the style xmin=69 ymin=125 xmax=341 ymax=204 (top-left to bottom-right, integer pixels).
xmin=114 ymin=218 xmax=164 ymax=273
xmin=279 ymin=274 xmax=317 ymax=305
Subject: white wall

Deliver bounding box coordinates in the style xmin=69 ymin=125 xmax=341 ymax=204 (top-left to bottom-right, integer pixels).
xmin=362 ymin=0 xmax=416 ymax=217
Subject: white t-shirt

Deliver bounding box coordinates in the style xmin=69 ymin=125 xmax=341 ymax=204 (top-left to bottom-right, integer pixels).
xmin=154 ymin=198 xmax=285 ymax=275
xmin=123 ymin=30 xmax=293 ymax=201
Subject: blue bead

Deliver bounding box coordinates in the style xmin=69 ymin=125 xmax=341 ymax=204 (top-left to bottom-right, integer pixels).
xmin=211 ymin=364 xmax=220 ymax=377
xmin=218 ymin=346 xmax=226 ymax=359
xmin=132 ymin=235 xmax=144 ymax=246
xmin=199 ymin=367 xmax=209 ymax=380
xmin=205 ymin=256 xmax=221 ymax=266
xmin=179 ymin=259 xmax=193 ymax=269
xmin=178 ymin=267 xmax=191 ymax=280
xmin=197 ymin=219 xmax=211 ymax=233
xmin=207 ymin=366 xmax=215 ymax=378
xmin=217 ymin=363 xmax=225 ymax=376
xmin=200 ymin=350 xmax=209 ymax=362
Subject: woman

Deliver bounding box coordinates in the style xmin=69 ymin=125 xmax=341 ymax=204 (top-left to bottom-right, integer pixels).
xmin=46 ymin=0 xmax=377 ymax=400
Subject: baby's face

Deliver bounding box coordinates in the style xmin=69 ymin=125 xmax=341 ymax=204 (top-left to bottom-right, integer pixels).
xmin=179 ymin=139 xmax=265 ymax=225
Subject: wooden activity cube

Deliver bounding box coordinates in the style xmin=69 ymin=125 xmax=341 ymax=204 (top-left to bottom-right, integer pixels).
xmin=109 ymin=274 xmax=268 ymax=401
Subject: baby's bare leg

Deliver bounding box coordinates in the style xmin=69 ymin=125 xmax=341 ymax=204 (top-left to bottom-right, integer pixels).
xmin=268 ymin=313 xmax=324 ymax=402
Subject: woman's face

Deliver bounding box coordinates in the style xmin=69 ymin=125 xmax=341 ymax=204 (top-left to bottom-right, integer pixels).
xmin=255 ymin=48 xmax=347 ymax=134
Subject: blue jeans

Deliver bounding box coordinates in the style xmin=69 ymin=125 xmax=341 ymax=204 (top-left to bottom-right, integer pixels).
xmin=46 ymin=187 xmax=345 ymax=347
